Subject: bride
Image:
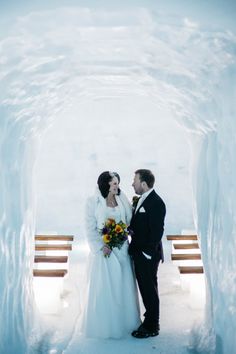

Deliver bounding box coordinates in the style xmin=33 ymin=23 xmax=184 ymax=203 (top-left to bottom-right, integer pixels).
xmin=80 ymin=171 xmax=140 ymax=338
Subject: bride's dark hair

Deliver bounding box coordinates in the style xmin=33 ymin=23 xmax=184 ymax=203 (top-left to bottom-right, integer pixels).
xmin=97 ymin=171 xmax=121 ymax=198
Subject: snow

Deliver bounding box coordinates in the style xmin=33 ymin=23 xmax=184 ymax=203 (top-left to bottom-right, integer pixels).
xmin=0 ymin=2 xmax=236 ymax=354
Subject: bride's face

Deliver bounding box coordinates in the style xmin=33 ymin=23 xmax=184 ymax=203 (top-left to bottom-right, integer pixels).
xmin=109 ymin=176 xmax=119 ymax=195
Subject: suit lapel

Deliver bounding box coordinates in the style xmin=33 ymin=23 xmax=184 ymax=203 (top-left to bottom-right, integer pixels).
xmin=132 ymin=190 xmax=156 ymax=220
xmin=133 ymin=191 xmax=154 ymax=217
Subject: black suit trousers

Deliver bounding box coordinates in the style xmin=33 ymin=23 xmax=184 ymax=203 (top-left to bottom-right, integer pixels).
xmin=132 ymin=252 xmax=160 ymax=331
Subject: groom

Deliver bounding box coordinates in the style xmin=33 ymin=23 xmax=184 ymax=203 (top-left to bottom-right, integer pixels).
xmin=129 ymin=169 xmax=166 ymax=338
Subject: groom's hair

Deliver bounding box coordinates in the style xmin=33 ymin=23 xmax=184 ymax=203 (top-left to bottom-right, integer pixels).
xmin=135 ymin=169 xmax=155 ymax=188
xmin=97 ymin=171 xmax=121 ymax=198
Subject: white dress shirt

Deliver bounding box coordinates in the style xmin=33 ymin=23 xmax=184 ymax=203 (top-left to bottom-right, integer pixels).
xmin=135 ymin=188 xmax=153 ymax=213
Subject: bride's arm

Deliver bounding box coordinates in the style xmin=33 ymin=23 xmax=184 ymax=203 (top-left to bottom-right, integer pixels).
xmin=85 ymin=197 xmax=103 ymax=254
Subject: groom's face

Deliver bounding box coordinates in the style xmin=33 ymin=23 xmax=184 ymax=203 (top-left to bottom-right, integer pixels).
xmin=132 ymin=173 xmax=144 ymax=195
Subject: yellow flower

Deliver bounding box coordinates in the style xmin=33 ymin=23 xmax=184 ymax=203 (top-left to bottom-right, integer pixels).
xmin=115 ymin=225 xmax=123 ymax=233
xmin=103 ymin=234 xmax=111 ymax=243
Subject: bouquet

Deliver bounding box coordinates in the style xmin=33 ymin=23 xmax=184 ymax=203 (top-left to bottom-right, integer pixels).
xmin=101 ymin=218 xmax=129 ymax=257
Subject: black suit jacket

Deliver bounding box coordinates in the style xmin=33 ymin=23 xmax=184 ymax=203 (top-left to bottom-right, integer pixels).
xmin=129 ymin=190 xmax=166 ymax=260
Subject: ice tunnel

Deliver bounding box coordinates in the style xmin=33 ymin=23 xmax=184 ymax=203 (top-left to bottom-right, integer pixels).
xmin=0 ymin=2 xmax=236 ymax=354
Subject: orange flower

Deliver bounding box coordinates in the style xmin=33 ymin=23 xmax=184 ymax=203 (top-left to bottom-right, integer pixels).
xmin=115 ymin=225 xmax=123 ymax=233
xmin=103 ymin=234 xmax=111 ymax=243
xmin=106 ymin=218 xmax=115 ymax=226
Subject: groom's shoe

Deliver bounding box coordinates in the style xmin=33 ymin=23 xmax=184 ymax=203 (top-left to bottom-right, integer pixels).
xmin=131 ymin=324 xmax=159 ymax=339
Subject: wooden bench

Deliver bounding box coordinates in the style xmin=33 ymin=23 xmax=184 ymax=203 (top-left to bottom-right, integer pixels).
xmin=35 ymin=235 xmax=74 ymax=241
xmin=33 ymin=234 xmax=74 ymax=277
xmin=167 ymin=235 xmax=198 ymax=241
xmin=33 ymin=269 xmax=68 ymax=277
xmin=34 ymin=256 xmax=68 ymax=263
xmin=35 ymin=244 xmax=72 ymax=251
xmin=178 ymin=266 xmax=204 ymax=274
xmin=166 ymin=233 xmax=204 ymax=274
xmin=171 ymin=253 xmax=201 ymax=261
xmin=173 ymin=243 xmax=199 ymax=250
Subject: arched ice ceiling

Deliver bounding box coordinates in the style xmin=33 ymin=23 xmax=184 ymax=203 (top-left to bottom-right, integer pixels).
xmin=0 ymin=7 xmax=234 ymax=138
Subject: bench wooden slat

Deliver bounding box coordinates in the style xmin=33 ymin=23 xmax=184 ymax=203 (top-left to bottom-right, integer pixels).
xmin=167 ymin=235 xmax=198 ymax=241
xmin=35 ymin=235 xmax=74 ymax=241
xmin=178 ymin=266 xmax=204 ymax=274
xmin=33 ymin=269 xmax=68 ymax=277
xmin=171 ymin=253 xmax=201 ymax=261
xmin=34 ymin=256 xmax=68 ymax=263
xmin=35 ymin=244 xmax=72 ymax=251
xmin=173 ymin=243 xmax=199 ymax=250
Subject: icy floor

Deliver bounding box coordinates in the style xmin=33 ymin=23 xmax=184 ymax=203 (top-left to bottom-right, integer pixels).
xmin=34 ymin=239 xmax=205 ymax=354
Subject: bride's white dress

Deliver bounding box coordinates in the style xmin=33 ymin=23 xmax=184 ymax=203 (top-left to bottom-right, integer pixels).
xmin=80 ymin=191 xmax=140 ymax=339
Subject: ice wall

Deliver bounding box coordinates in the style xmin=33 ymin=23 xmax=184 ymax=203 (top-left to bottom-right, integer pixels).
xmin=0 ymin=6 xmax=236 ymax=354
xmin=190 ymin=66 xmax=236 ymax=353
xmin=0 ymin=114 xmax=36 ymax=353
xmin=0 ymin=35 xmax=65 ymax=352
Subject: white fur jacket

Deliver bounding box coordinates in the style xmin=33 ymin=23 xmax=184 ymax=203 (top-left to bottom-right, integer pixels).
xmin=85 ymin=188 xmax=132 ymax=254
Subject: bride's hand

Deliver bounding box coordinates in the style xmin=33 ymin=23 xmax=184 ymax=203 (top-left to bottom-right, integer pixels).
xmin=102 ymin=245 xmax=112 ymax=257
